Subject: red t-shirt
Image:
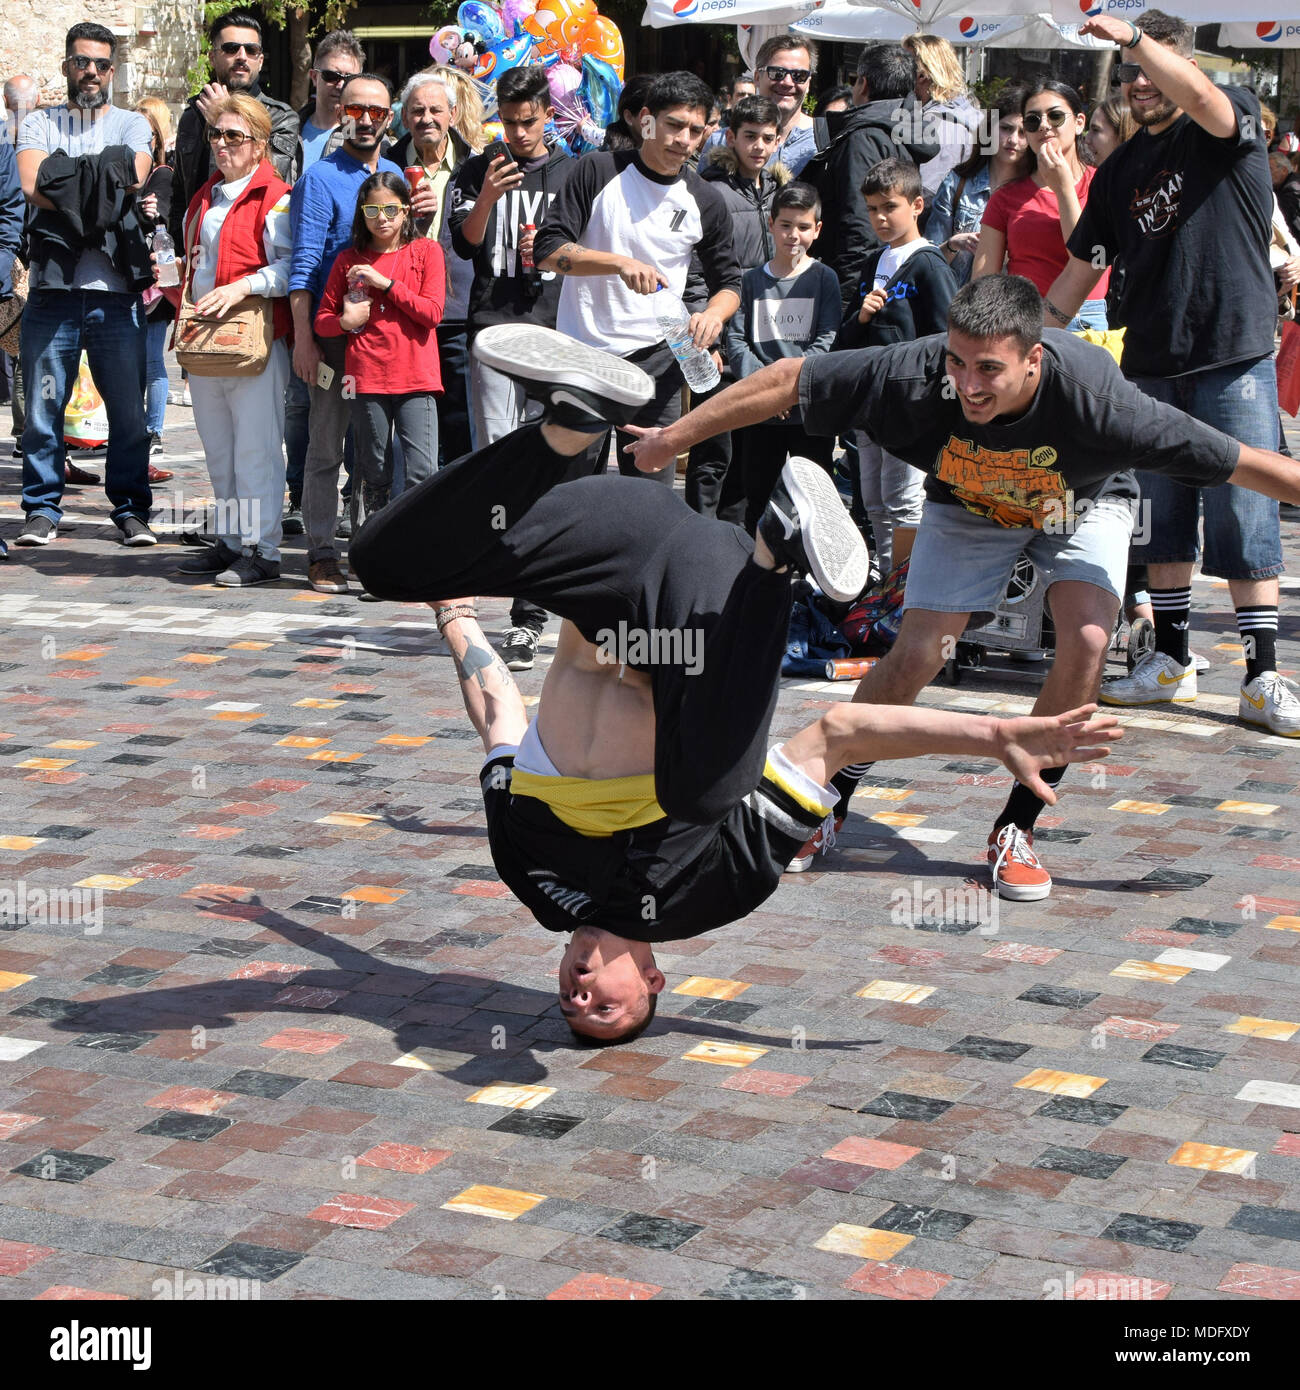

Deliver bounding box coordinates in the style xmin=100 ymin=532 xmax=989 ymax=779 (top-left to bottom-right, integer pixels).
xmin=981 ymin=165 xmax=1111 ymax=299
xmin=315 ymin=237 xmax=446 ymax=394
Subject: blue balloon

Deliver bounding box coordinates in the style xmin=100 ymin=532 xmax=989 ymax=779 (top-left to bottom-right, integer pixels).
xmin=581 ymin=54 xmax=620 ymax=131
xmin=457 ymin=1 xmax=503 ymax=43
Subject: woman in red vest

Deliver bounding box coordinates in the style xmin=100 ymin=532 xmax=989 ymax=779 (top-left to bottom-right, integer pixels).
xmin=175 ymin=93 xmax=293 ymax=587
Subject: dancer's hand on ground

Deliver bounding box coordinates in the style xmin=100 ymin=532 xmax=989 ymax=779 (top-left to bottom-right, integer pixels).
xmin=622 ymin=425 xmax=675 ymax=474
xmin=618 ymin=258 xmax=665 ymax=295
xmin=993 ymin=703 xmax=1122 ymax=803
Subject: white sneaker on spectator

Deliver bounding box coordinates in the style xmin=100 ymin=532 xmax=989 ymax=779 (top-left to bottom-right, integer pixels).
xmin=1239 ymin=671 xmax=1300 ymax=737
xmin=1099 ymin=651 xmax=1196 ymax=706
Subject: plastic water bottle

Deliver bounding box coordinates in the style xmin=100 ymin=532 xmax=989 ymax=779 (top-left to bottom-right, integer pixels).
xmin=654 ymin=288 xmax=720 ymax=393
xmin=152 ymin=226 xmax=179 ymax=287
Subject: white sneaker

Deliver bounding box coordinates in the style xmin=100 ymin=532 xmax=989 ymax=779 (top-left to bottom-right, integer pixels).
xmin=786 ymin=813 xmax=842 ymax=872
xmin=1240 ymin=671 xmax=1300 ymax=737
xmin=1099 ymin=650 xmax=1197 ymax=706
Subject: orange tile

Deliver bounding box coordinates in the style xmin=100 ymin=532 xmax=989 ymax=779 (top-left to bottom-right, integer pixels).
xmin=343 ymin=885 xmax=408 ymax=904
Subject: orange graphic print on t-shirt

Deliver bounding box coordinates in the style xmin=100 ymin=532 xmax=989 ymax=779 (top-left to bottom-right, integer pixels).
xmin=934 ymin=436 xmax=1069 ymax=528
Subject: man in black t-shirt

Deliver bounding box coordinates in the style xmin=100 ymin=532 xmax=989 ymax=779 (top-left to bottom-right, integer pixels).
xmin=1044 ymin=10 xmax=1296 ymax=741
xmin=626 ymin=275 xmax=1300 ymax=903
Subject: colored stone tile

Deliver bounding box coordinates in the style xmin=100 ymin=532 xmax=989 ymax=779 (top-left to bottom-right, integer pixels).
xmin=1014 ymin=1069 xmax=1107 ymax=1098
xmin=1099 ymin=1213 xmax=1201 ymax=1252
xmin=10 ymin=1149 xmax=113 ymax=1183
xmin=983 ymin=942 xmax=1062 ymax=965
xmin=1215 ymin=800 xmax=1277 ymax=816
xmin=1067 ymin=1270 xmax=1171 ymax=1301
xmin=144 ymin=1086 xmax=237 ymax=1116
xmin=719 ymin=1070 xmax=812 ymax=1098
xmin=869 ymin=811 xmax=926 ymax=827
xmin=0 ymin=970 xmax=34 ymax=990
xmin=0 ymin=1240 xmax=56 ymax=1276
xmin=442 ymin=1184 xmax=547 ymax=1221
xmin=342 ymin=885 xmax=408 ymax=904
xmin=35 ymin=1287 xmax=130 ymax=1300
xmin=227 ymin=961 xmax=307 ymax=982
xmin=272 ymin=985 xmax=345 ymax=1009
xmin=376 ymin=735 xmax=433 ymax=746
xmin=260 ymin=1028 xmax=350 ymax=1054
xmin=1168 ymin=1142 xmax=1257 ymax=1175
xmin=1217 ymin=1263 xmax=1300 ymax=1299
xmin=1265 ymin=915 xmax=1300 ymax=933
xmin=598 ymin=1213 xmax=702 ymax=1251
xmin=307 ymin=1193 xmax=416 ymax=1230
xmin=1152 ymin=947 xmax=1230 ymax=972
xmin=859 ymin=1092 xmax=954 ymax=1121
xmin=465 ymin=1083 xmax=556 ymax=1110
xmin=294 ymin=698 xmax=344 ymax=708
xmin=71 ymin=875 xmax=140 ymax=891
xmin=843 ymin=1262 xmax=952 ymax=1300
xmin=357 ymin=1142 xmax=451 ymax=1174
xmin=0 ymin=1113 xmax=42 ymax=1141
xmin=1108 ymin=800 xmax=1171 ymax=814
xmin=197 ymin=1244 xmax=304 ymax=1282
xmin=1110 ymin=960 xmax=1192 ymax=984
xmin=1031 ymin=1146 xmax=1127 ymax=1179
xmin=814 ymin=1224 xmax=913 ymax=1260
xmin=681 ymin=1041 xmax=768 ymax=1068
xmin=547 ymin=1274 xmax=661 ymax=1300
xmin=306 ymin=750 xmax=362 ymax=762
xmin=671 ymin=976 xmax=751 ymax=1000
xmin=1235 ymin=1080 xmax=1300 ymax=1109
xmin=0 ymin=837 xmax=44 ymax=851
xmin=856 ymin=979 xmax=936 ymax=1004
xmin=277 ymin=736 xmax=330 ymax=749
xmin=17 ymin=758 xmax=75 ymax=770
xmin=315 ymin=812 xmax=379 ymax=827
xmin=0 ymin=1038 xmax=46 ymax=1062
xmin=823 ymin=1137 xmax=921 ymax=1170
xmin=1273 ymin=1135 xmax=1300 ymax=1157
xmin=1097 ymin=1016 xmax=1181 ymax=1042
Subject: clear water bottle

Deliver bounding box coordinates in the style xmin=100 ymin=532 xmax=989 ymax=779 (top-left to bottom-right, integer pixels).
xmin=654 ymin=288 xmax=720 ymax=393
xmin=152 ymin=226 xmax=179 ymax=287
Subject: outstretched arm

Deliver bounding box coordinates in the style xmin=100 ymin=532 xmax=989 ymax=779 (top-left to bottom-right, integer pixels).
xmin=1227 ymin=443 xmax=1300 ymax=505
xmin=432 ymin=603 xmax=528 ymax=754
xmin=782 ymin=702 xmax=1121 ymax=804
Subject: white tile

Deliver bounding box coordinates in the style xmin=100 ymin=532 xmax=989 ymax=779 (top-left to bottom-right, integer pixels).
xmin=0 ymin=1036 xmax=46 ymax=1061
xmin=1235 ymin=1079 xmax=1300 ymax=1109
xmin=204 ymin=701 xmax=261 ymax=712
xmin=1153 ymin=948 xmax=1230 ymax=972
xmin=897 ymin=827 xmax=957 ymax=844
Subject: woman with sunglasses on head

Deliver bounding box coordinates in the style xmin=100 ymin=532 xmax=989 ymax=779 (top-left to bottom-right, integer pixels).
xmin=169 ymin=94 xmax=293 ymax=587
xmin=973 ymin=81 xmax=1110 ymax=331
xmin=315 ymin=172 xmax=445 ymax=547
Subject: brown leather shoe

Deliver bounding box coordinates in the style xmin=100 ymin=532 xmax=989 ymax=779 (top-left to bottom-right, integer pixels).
xmin=148 ymin=464 xmax=174 ymax=484
xmin=308 ymin=559 xmax=349 ymax=594
xmin=65 ymin=459 xmax=100 ymax=486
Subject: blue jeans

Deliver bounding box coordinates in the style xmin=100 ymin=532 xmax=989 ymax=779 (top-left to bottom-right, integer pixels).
xmin=144 ymin=316 xmax=169 ymax=437
xmin=1068 ymin=298 xmax=1109 ymax=332
xmin=284 ymin=370 xmax=309 ymax=505
xmin=20 ymin=288 xmax=150 ymax=525
xmin=1128 ymin=356 xmax=1282 ymax=580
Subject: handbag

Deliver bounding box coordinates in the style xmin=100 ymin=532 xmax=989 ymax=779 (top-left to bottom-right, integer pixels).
xmin=0 ymin=259 xmax=28 ymax=358
xmin=1278 ymin=315 xmax=1300 ymax=417
xmin=173 ymin=207 xmax=272 ymax=377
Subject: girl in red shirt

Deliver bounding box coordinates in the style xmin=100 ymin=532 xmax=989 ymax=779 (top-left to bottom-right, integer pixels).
xmin=973 ymin=81 xmax=1110 ymax=331
xmin=316 ymin=172 xmax=446 ymax=520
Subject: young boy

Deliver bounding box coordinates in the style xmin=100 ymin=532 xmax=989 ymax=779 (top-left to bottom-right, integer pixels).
xmin=836 ymin=156 xmax=957 ymax=578
xmin=723 ymin=181 xmax=842 ymax=533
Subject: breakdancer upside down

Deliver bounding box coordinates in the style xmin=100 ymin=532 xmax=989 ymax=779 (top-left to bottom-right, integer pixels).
xmin=350 ymin=327 xmax=1121 ymax=1044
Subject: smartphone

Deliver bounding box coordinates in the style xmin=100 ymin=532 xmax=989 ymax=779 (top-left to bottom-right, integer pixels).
xmin=491 ymin=139 xmax=518 ymax=172
xmin=316 ymin=362 xmax=335 ymax=391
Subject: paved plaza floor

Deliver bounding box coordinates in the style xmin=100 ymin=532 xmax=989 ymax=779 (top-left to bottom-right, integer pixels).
xmin=0 ymin=390 xmax=1298 ymax=1304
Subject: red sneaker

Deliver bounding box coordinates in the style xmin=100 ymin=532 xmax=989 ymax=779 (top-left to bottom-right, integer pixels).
xmin=787 ymin=813 xmax=844 ymax=873
xmin=987 ymin=824 xmax=1052 ymax=901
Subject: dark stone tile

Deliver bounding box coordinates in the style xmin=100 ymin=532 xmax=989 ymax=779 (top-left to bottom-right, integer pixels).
xmin=705 ymin=1269 xmax=806 ymax=1300
xmin=33 ymin=825 xmax=95 ymax=841
xmin=236 ymin=846 xmax=304 ymax=860
xmin=487 ymin=1111 xmax=584 ymax=1139
xmin=858 ymin=1092 xmax=954 ymax=1122
xmin=1018 ymin=984 xmax=1100 ymax=1009
xmin=446 ymin=864 xmax=501 ymax=881
xmin=872 ymin=1203 xmax=974 ymax=1241
xmin=1034 ymin=1096 xmax=1128 ymax=1126
xmin=1234 ymin=778 xmax=1293 ymax=792
xmin=1226 ymin=1206 xmax=1300 ymax=1242
xmin=71 ymin=1031 xmax=158 ymax=1052
xmin=1138 ymin=869 xmax=1212 ymax=888
xmin=1031 ymin=1146 xmax=1127 ymax=1180
xmin=1141 ymin=1043 xmax=1225 ymax=1072
xmin=197 ymin=1242 xmax=305 ymax=1282
xmin=1100 ymin=1213 xmax=1201 ymax=1252
xmin=127 ymin=734 xmax=181 ymax=746
xmin=136 ymin=1111 xmax=235 ymax=1142
xmin=10 ymin=1148 xmax=114 ymax=1183
xmin=105 ymin=753 xmax=160 ymax=767
xmin=1031 ymin=829 xmax=1090 ymax=844
xmin=338 ymin=711 xmax=385 ymax=723
xmin=907 ymin=918 xmax=977 ymax=935
xmin=515 ymin=1198 xmax=627 ymax=1234
xmin=290 ymin=896 xmax=346 ymax=915
xmin=194 ymin=938 xmax=262 ymax=959
xmin=1168 ymin=917 xmax=1241 ymax=938
xmin=426 ymin=929 xmax=502 ymax=950
xmin=1164 ymin=794 xmax=1222 ymax=808
xmin=8 ymin=997 xmax=91 ymax=1021
xmin=679 ymin=998 xmax=761 ymax=1024
xmin=1227 ymin=826 xmax=1291 ymax=841
xmin=83 ymin=963 xmax=163 ymax=989
xmin=944 ymin=1036 xmax=1031 ymax=1062
xmin=598 ymin=1213 xmax=703 ymax=1252
xmin=217 ymin=1070 xmax=305 ymax=1100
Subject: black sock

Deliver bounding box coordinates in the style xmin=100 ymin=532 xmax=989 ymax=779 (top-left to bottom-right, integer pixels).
xmin=831 ymin=762 xmax=872 ymax=819
xmin=1237 ymin=605 xmax=1278 ymax=682
xmin=1150 ymin=587 xmax=1191 ymax=666
xmin=993 ymin=765 xmax=1068 ymax=834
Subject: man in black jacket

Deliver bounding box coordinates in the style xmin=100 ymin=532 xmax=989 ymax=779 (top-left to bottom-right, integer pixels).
xmin=811 ymin=43 xmax=937 ymax=311
xmin=169 ymin=10 xmax=298 ymax=250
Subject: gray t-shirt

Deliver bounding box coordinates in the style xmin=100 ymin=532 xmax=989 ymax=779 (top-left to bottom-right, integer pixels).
xmin=17 ymin=104 xmax=152 ymax=292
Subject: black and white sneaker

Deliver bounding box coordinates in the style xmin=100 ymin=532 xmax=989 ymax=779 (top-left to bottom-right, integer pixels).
xmin=499 ymin=625 xmax=541 ymax=671
xmin=117 ymin=515 xmax=158 ymax=547
xmin=758 ymin=457 xmax=870 ymax=605
xmin=15 ymin=515 xmax=57 ymax=546
xmin=472 ymin=325 xmax=654 ymax=431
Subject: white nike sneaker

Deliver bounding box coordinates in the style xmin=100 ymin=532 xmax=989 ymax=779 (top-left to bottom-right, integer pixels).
xmin=1239 ymin=671 xmax=1300 ymax=737
xmin=1099 ymin=650 xmax=1197 ymax=706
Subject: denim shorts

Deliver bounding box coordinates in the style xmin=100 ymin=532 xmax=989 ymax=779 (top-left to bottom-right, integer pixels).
xmin=1127 ymin=358 xmax=1282 ymax=580
xmin=904 ymin=494 xmax=1133 ymax=626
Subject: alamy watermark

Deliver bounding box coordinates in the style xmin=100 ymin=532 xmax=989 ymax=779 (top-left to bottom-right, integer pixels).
xmin=0 ymin=881 xmax=103 ymax=934
xmin=890 ymin=879 xmax=999 ymax=936
xmin=595 ymin=621 xmax=704 ymax=676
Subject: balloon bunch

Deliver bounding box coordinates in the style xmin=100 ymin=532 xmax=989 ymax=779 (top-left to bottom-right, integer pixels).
xmin=428 ymin=0 xmax=624 ymax=154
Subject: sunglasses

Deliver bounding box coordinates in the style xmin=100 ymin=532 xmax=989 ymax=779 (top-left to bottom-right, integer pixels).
xmin=206 ymin=126 xmax=253 ymax=146
xmin=343 ymin=103 xmax=389 ymax=125
xmin=68 ymin=55 xmax=113 ymax=74
xmin=1022 ymin=108 xmax=1072 ymax=134
xmin=315 ymin=67 xmax=352 ymax=86
xmin=218 ymin=41 xmax=263 ymax=57
xmin=763 ymin=65 xmax=811 ymax=86
xmin=1114 ymin=62 xmax=1148 ymax=84
xmin=361 ymin=203 xmax=405 ymax=221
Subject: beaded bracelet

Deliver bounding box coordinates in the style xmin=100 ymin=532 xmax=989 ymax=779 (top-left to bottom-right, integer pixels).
xmin=434 ymin=604 xmax=479 ymax=632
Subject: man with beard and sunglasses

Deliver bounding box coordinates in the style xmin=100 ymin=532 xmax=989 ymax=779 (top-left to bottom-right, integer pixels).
xmin=288 ymin=72 xmax=402 ymax=594
xmin=12 ymin=22 xmax=155 ymax=550
xmin=1044 ymin=10 xmax=1299 ymax=740
xmin=168 ymin=11 xmax=298 ymax=254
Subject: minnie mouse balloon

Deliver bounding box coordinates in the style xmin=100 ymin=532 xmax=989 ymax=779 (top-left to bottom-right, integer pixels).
xmin=429 ymin=25 xmax=460 ymax=62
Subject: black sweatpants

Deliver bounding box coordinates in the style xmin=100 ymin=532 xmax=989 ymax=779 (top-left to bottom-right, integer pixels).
xmin=350 ymin=420 xmax=794 ymax=825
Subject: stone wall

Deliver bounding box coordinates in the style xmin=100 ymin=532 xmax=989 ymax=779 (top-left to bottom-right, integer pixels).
xmin=0 ymin=0 xmax=201 ymax=114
